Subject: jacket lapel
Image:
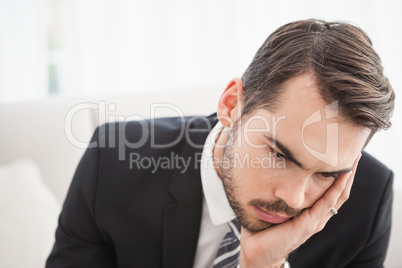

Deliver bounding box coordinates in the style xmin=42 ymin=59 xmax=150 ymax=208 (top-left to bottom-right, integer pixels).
xmin=162 ymin=114 xmax=218 ymax=267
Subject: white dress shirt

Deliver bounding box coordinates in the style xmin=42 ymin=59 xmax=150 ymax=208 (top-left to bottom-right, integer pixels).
xmin=193 ymin=122 xmax=236 ymax=268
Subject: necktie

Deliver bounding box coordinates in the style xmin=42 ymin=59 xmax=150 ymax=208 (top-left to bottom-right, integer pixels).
xmin=213 ymin=219 xmax=241 ymax=268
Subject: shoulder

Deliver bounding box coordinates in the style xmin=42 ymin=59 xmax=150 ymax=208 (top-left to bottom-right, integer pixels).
xmin=352 ymin=150 xmax=393 ymax=207
xmin=94 ymin=114 xmax=218 ymax=150
xmin=357 ymin=151 xmax=393 ymax=180
xmin=87 ymin=114 xmax=218 ymax=176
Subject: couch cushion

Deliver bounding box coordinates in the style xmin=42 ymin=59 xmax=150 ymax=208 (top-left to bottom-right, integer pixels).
xmin=0 ymin=158 xmax=60 ymax=268
xmin=0 ymin=99 xmax=96 ymax=203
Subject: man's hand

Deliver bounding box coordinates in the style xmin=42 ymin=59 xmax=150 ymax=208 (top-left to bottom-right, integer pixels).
xmin=239 ymin=154 xmax=361 ymax=268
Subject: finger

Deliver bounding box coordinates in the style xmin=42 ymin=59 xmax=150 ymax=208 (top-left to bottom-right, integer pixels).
xmin=290 ymin=172 xmax=350 ymax=236
xmin=336 ymin=154 xmax=361 ymax=209
xmin=310 ymin=171 xmax=353 ymax=232
xmin=334 ymin=153 xmax=361 ymax=209
xmin=308 ymin=170 xmax=350 ymax=222
xmin=318 ymin=154 xmax=362 ymax=227
xmin=317 ymin=153 xmax=362 ymax=217
xmin=283 ymin=154 xmax=362 ymax=236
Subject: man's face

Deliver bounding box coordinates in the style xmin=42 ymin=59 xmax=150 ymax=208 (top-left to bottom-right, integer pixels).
xmin=219 ymin=73 xmax=370 ymax=232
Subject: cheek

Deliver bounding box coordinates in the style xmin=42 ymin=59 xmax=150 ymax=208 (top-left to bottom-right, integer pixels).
xmin=233 ymin=166 xmax=262 ymax=199
xmin=233 ymin=162 xmax=277 ymax=202
xmin=230 ymin=143 xmax=284 ymax=200
xmin=304 ymin=177 xmax=335 ymax=206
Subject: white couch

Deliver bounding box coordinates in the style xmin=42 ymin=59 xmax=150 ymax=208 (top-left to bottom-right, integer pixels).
xmin=0 ymin=90 xmax=400 ymax=267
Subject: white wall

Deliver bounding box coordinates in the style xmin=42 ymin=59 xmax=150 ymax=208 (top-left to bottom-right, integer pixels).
xmin=63 ymin=0 xmax=402 ymax=187
xmin=1 ymin=1 xmax=400 ymax=185
xmin=0 ymin=0 xmax=47 ymax=101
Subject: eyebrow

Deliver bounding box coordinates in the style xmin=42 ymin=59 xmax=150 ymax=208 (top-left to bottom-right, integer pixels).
xmin=264 ymin=134 xmax=352 ymax=176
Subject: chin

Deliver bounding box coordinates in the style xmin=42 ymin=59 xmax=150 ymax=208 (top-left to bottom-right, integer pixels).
xmin=238 ymin=214 xmax=276 ymax=233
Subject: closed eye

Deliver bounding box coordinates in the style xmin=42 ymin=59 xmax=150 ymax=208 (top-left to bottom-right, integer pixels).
xmin=273 ymin=151 xmax=287 ymax=160
xmin=319 ymin=173 xmax=339 ymax=181
xmin=267 ymin=145 xmax=289 ymax=161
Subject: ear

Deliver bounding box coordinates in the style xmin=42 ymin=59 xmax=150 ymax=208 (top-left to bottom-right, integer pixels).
xmin=217 ymin=78 xmax=244 ymax=127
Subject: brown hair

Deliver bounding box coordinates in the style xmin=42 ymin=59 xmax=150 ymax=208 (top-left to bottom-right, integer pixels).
xmin=241 ymin=19 xmax=395 ymax=135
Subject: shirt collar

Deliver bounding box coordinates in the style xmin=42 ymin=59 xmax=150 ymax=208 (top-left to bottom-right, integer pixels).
xmin=200 ymin=121 xmax=236 ymax=226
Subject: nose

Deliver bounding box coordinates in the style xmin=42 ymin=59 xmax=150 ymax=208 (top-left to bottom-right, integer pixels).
xmin=273 ymin=172 xmax=309 ymax=210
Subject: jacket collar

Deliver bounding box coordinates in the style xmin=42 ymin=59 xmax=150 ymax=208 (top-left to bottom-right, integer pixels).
xmin=162 ymin=114 xmax=218 ymax=267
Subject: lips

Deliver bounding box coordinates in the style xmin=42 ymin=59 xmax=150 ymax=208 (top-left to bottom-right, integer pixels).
xmin=252 ymin=206 xmax=292 ymax=224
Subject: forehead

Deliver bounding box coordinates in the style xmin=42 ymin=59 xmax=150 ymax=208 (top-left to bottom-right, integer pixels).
xmin=276 ymin=73 xmax=325 ymax=116
xmin=243 ymin=73 xmax=370 ymax=169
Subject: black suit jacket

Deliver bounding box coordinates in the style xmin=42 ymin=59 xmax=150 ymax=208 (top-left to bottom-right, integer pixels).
xmin=47 ymin=114 xmax=393 ymax=268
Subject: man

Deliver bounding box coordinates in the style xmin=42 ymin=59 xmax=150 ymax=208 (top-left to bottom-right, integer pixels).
xmin=47 ymin=19 xmax=395 ymax=267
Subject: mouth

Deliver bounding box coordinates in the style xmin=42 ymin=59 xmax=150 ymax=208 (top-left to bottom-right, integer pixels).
xmin=252 ymin=206 xmax=292 ymax=224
